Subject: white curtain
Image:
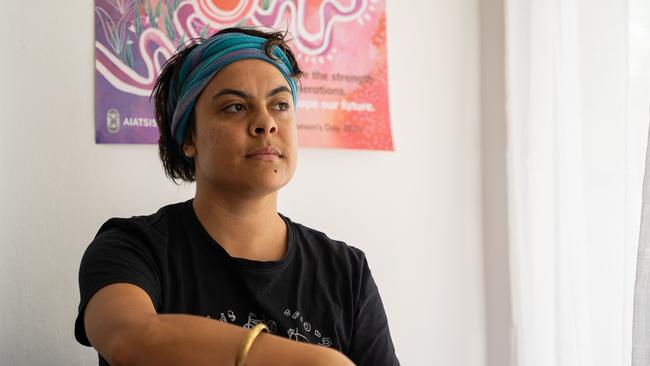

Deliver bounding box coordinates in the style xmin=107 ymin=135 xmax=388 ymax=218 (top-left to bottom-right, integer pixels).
xmin=505 ymin=0 xmax=650 ymax=365
xmin=633 ymin=122 xmax=650 ymax=366
xmin=631 ymin=2 xmax=650 ymax=365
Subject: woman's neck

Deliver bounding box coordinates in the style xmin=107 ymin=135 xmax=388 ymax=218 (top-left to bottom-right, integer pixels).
xmin=192 ymin=187 xmax=287 ymax=261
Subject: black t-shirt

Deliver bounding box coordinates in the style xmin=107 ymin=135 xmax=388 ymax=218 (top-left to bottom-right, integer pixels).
xmin=75 ymin=200 xmax=399 ymax=365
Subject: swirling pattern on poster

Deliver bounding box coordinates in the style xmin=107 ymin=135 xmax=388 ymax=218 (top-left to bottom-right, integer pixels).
xmin=95 ymin=0 xmax=392 ymax=150
xmin=96 ymin=0 xmax=366 ymax=96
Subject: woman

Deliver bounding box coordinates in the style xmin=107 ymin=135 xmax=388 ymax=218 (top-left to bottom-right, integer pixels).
xmin=75 ymin=27 xmax=399 ymax=366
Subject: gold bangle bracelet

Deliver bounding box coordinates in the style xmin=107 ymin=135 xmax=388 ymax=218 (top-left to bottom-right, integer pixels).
xmin=235 ymin=323 xmax=268 ymax=366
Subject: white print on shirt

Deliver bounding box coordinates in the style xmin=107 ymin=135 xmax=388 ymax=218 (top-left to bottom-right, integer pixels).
xmin=206 ymin=309 xmax=236 ymax=323
xmin=286 ymin=328 xmax=331 ymax=347
xmin=288 ymin=328 xmax=310 ymax=342
xmin=282 ymin=307 xmax=331 ymax=348
xmin=243 ymin=312 xmax=278 ymax=334
xmin=216 ymin=310 xmax=235 ymax=322
xmin=205 ymin=307 xmax=331 ymax=347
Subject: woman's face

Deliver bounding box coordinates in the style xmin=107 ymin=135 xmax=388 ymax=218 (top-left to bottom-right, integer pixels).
xmin=185 ymin=59 xmax=298 ymax=197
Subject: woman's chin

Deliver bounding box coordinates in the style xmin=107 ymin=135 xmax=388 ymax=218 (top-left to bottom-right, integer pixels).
xmin=219 ymin=173 xmax=293 ymax=198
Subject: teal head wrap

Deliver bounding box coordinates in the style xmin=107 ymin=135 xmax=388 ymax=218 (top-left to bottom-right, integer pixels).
xmin=168 ymin=32 xmax=299 ymax=146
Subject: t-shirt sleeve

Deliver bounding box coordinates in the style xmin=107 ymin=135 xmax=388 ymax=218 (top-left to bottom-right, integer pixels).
xmin=74 ymin=223 xmax=162 ymax=347
xmin=347 ymin=256 xmax=400 ymax=366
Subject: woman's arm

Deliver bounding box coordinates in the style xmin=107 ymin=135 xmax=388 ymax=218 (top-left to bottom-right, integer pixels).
xmin=84 ymin=283 xmax=354 ymax=366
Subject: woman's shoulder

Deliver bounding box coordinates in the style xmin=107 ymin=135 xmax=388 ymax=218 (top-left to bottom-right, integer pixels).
xmin=282 ymin=214 xmax=367 ymax=265
xmin=93 ymin=200 xmax=191 ymax=244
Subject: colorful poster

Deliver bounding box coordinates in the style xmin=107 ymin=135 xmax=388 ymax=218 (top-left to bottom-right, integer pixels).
xmin=95 ymin=0 xmax=392 ymax=150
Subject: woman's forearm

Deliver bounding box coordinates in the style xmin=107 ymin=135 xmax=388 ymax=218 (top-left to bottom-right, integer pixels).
xmin=110 ymin=313 xmax=353 ymax=366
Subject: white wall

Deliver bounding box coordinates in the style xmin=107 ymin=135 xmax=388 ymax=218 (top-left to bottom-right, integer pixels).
xmin=0 ymin=1 xmax=484 ymax=365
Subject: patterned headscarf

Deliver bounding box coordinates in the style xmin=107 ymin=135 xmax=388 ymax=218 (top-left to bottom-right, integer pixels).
xmin=168 ymin=32 xmax=299 ymax=145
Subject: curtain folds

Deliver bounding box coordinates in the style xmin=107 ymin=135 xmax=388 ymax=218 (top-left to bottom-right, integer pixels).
xmin=633 ymin=130 xmax=650 ymax=366
xmin=631 ymin=1 xmax=650 ymax=363
xmin=505 ymin=0 xmax=649 ymax=365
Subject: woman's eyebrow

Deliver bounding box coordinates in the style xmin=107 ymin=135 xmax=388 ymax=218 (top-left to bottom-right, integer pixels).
xmin=267 ymin=86 xmax=291 ymax=97
xmin=211 ymin=86 xmax=290 ymax=100
xmin=212 ymin=88 xmax=250 ymax=100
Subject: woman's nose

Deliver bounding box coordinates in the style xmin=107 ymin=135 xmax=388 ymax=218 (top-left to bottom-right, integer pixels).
xmin=249 ymin=109 xmax=278 ymax=136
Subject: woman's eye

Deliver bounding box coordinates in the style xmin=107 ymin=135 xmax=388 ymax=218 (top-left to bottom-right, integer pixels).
xmin=272 ymin=102 xmax=290 ymax=111
xmin=223 ymin=103 xmax=245 ymax=113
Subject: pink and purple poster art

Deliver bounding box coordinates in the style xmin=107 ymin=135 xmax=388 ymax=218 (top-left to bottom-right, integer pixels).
xmin=95 ymin=0 xmax=392 ymax=150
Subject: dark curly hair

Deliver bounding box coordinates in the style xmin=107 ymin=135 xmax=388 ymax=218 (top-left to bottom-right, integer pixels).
xmin=151 ymin=27 xmax=304 ymax=183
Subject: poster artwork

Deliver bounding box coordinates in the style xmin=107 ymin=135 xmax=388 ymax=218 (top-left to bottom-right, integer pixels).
xmin=95 ymin=0 xmax=392 ymax=150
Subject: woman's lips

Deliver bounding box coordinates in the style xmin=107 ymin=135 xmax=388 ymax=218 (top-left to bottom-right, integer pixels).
xmin=245 ymin=146 xmax=282 ymax=160
xmin=247 ymin=153 xmax=280 ymax=161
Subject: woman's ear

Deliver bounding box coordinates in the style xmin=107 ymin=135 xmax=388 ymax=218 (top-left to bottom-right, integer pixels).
xmin=182 ymin=134 xmax=197 ymax=158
